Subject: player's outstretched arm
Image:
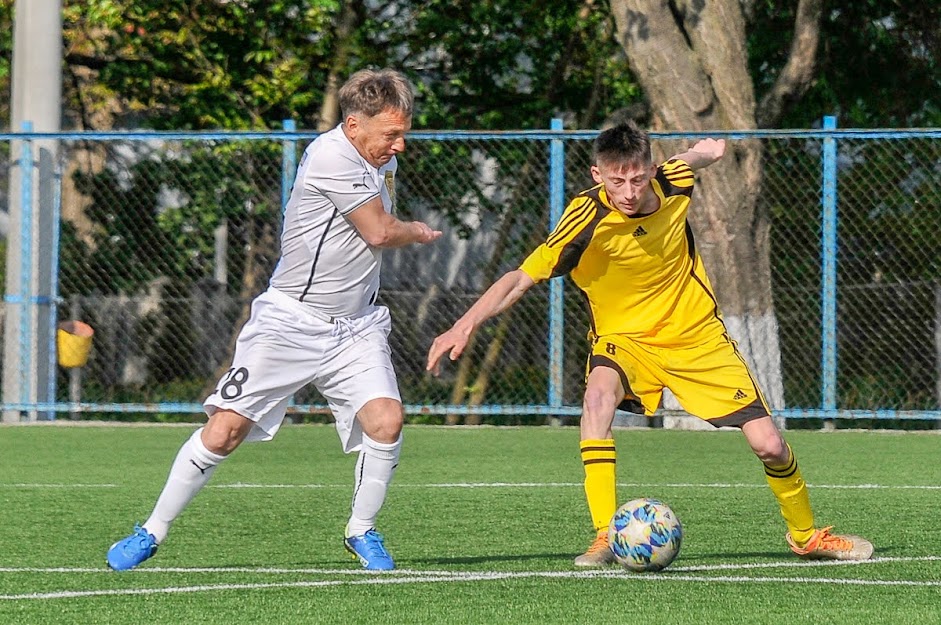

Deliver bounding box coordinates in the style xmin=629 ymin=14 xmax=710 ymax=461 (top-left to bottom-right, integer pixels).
xmin=426 ymin=270 xmax=536 ymax=376
xmin=670 ymin=138 xmax=726 ymax=171
xmin=348 ymin=197 xmax=442 ymax=248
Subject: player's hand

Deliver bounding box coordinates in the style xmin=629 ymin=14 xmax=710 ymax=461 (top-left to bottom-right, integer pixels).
xmin=413 ymin=221 xmax=443 ymax=244
xmin=690 ymin=138 xmax=726 ymax=161
xmin=426 ymin=327 xmax=471 ymax=376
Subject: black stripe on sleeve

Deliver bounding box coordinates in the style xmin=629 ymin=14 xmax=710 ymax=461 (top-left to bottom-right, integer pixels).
xmin=547 ymin=199 xmax=594 ymax=248
xmin=550 ymin=203 xmax=607 ymax=278
xmin=655 ymin=163 xmax=693 ymax=198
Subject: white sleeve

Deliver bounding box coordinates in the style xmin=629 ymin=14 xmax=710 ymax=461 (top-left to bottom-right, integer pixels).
xmin=305 ymin=150 xmax=380 ymax=216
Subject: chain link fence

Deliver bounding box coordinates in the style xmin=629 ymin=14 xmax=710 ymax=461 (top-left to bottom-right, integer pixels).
xmin=1 ymin=126 xmax=939 ymax=427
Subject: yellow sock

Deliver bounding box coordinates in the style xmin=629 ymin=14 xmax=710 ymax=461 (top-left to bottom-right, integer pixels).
xmin=580 ymin=438 xmax=617 ymax=532
xmin=763 ymin=443 xmax=815 ymax=546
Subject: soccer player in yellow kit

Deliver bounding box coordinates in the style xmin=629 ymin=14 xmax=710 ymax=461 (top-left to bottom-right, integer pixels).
xmin=426 ymin=121 xmax=873 ymax=566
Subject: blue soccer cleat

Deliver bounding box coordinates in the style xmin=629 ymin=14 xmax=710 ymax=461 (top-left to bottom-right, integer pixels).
xmin=106 ymin=525 xmax=158 ymax=571
xmin=344 ymin=529 xmax=395 ymax=571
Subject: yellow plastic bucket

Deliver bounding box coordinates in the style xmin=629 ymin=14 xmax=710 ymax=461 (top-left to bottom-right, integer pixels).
xmin=57 ymin=321 xmax=94 ymax=368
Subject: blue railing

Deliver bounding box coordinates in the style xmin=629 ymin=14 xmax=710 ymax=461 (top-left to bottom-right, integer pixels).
xmin=2 ymin=118 xmax=940 ymax=423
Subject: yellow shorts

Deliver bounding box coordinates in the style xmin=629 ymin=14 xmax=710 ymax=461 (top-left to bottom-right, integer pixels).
xmin=586 ymin=331 xmax=770 ymax=427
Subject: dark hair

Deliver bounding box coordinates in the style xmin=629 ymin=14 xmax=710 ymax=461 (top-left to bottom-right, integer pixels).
xmin=339 ymin=69 xmax=415 ymax=119
xmin=592 ymin=120 xmax=652 ymax=170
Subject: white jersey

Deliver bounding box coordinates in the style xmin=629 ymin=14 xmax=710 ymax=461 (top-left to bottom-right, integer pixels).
xmin=269 ymin=124 xmax=396 ymax=318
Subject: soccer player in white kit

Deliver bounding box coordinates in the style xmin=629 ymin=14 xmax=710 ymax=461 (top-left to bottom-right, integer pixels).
xmin=106 ymin=68 xmax=441 ymax=572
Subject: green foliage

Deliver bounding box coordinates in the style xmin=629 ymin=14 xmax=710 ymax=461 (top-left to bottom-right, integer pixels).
xmin=0 ymin=0 xmax=11 ymax=126
xmin=399 ymin=139 xmax=549 ymax=240
xmin=3 ymin=1 xmax=938 ymax=132
xmin=154 ymin=140 xmax=282 ymax=292
xmin=836 ymin=139 xmax=941 ymax=283
xmin=70 ymin=158 xmax=184 ymax=294
xmin=369 ymin=0 xmax=628 ymax=130
xmin=63 ymin=0 xmax=339 ymax=129
xmin=62 ymin=140 xmax=281 ymax=297
xmin=57 ymin=0 xmax=630 ymax=131
xmin=749 ymin=1 xmax=941 ymax=127
xmin=399 ymin=363 xmax=548 ymax=409
xmin=57 ymin=375 xmax=207 ymax=410
xmin=767 ymin=135 xmax=940 ymax=411
xmin=3 ymin=1 xmax=938 ymax=415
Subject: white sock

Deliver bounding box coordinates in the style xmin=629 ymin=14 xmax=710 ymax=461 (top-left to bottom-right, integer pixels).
xmin=346 ymin=434 xmax=401 ymax=537
xmin=142 ymin=428 xmax=226 ymax=543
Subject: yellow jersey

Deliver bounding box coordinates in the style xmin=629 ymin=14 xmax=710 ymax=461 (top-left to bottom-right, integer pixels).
xmin=519 ymin=159 xmax=726 ymax=347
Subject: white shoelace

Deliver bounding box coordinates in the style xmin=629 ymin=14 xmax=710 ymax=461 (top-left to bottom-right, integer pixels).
xmin=332 ymin=316 xmax=357 ymax=341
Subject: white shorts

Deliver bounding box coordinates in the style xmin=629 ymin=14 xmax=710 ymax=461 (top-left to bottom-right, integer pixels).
xmin=203 ymin=287 xmax=401 ymax=452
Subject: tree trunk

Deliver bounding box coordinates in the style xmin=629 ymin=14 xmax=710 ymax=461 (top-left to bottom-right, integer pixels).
xmin=445 ymin=1 xmax=607 ymax=424
xmin=445 ymin=197 xmax=522 ymax=424
xmin=199 ymin=177 xmax=278 ymax=401
xmin=608 ymin=0 xmax=786 ymax=408
xmin=316 ymin=0 xmax=361 ymax=131
xmin=463 ymin=310 xmax=514 ymax=425
xmin=448 ymin=205 xmax=553 ymax=425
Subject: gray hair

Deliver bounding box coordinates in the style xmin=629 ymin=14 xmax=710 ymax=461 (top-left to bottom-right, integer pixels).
xmin=338 ymin=69 xmax=415 ymax=119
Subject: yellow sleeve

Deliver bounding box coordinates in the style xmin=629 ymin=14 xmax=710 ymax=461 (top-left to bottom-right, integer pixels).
xmin=519 ymin=243 xmax=557 ymax=283
xmin=519 ymin=195 xmax=600 ymax=282
xmin=655 ymin=159 xmax=694 ymax=197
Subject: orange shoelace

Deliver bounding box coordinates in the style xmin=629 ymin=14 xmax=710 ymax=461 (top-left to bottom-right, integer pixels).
xmin=585 ymin=532 xmax=609 ymax=554
xmin=810 ymin=526 xmax=853 ymax=552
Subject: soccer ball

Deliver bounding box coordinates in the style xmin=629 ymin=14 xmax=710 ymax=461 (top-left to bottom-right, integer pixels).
xmin=607 ymin=498 xmax=683 ymax=572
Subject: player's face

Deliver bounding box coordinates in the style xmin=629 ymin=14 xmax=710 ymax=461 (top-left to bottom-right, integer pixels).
xmin=345 ymin=108 xmax=412 ymax=168
xmin=591 ymin=161 xmax=657 ymax=216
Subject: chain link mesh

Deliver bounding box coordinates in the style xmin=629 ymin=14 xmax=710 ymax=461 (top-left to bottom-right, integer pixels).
xmin=0 ymin=132 xmax=938 ymax=423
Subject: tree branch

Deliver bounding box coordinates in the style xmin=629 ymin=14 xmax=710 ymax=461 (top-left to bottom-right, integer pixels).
xmin=65 ymin=52 xmax=204 ymax=85
xmin=756 ymin=0 xmax=823 ymax=128
xmin=317 ymin=0 xmax=362 ymax=131
xmin=65 ymin=52 xmax=123 ymax=72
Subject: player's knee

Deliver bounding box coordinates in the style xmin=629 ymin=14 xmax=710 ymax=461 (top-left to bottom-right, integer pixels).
xmin=582 ymin=387 xmax=618 ymax=422
xmin=359 ymin=398 xmax=404 ymax=443
xmin=369 ymin=422 xmax=403 ymax=444
xmin=749 ymin=433 xmax=788 ymax=464
xmin=202 ymin=410 xmax=252 ymax=455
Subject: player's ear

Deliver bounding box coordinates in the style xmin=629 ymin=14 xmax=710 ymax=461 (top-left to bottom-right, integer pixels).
xmin=345 ymin=114 xmax=360 ymax=136
xmin=590 ymin=165 xmax=603 ymax=185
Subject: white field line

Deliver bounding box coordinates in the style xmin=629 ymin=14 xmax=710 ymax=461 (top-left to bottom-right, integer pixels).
xmin=1 ymin=556 xmax=940 ymax=577
xmin=213 ymin=482 xmax=941 ymax=490
xmin=3 ymin=562 xmax=941 ymax=601
xmin=0 ymin=483 xmax=118 ymax=488
xmin=2 ymin=481 xmax=940 ymax=490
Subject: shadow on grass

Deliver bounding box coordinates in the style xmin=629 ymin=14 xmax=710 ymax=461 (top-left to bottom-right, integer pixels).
xmin=409 ymin=552 xmax=577 ymax=566
xmin=684 ymin=551 xmax=788 ymax=562
xmin=684 ymin=545 xmax=889 ymax=562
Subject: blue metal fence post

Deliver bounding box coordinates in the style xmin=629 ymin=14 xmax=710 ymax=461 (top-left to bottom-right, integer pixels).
xmin=46 ymin=144 xmax=64 ymax=418
xmin=821 ymin=116 xmax=839 ymax=420
xmin=281 ymin=119 xmax=297 ymax=409
xmin=548 ymin=119 xmax=565 ymax=413
xmin=281 ymin=119 xmax=297 ymax=214
xmin=19 ymin=121 xmax=34 ymax=412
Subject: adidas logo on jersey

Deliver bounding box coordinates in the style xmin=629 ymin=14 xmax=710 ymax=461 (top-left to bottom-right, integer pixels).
xmin=733 ymin=389 xmax=747 ymax=400
xmin=632 ymin=226 xmax=648 ymax=237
